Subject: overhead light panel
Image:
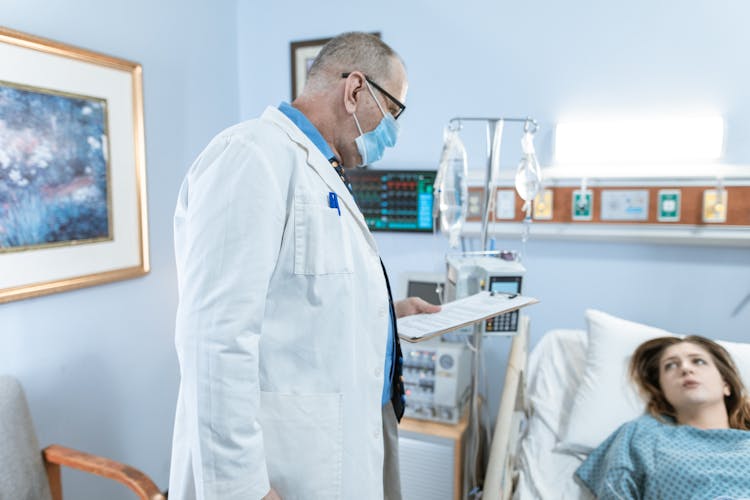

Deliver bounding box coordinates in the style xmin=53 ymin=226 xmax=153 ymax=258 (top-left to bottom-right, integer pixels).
xmin=555 ymin=115 xmax=724 ymax=164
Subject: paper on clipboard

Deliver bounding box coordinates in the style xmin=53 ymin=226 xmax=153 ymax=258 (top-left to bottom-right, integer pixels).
xmin=397 ymin=291 xmax=539 ymax=343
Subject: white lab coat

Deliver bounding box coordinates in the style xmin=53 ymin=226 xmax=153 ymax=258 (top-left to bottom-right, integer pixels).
xmin=169 ymin=107 xmax=392 ymax=500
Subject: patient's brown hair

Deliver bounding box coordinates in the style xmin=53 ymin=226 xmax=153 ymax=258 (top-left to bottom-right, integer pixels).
xmin=630 ymin=335 xmax=750 ymax=430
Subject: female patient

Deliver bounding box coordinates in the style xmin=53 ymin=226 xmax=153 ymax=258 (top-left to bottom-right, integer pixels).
xmin=576 ymin=335 xmax=750 ymax=500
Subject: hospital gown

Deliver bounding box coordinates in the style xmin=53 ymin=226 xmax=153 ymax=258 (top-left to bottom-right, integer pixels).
xmin=575 ymin=414 xmax=750 ymax=500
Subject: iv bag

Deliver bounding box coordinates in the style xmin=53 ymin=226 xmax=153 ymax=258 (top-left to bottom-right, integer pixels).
xmin=514 ymin=132 xmax=543 ymax=203
xmin=435 ymin=127 xmax=468 ymax=248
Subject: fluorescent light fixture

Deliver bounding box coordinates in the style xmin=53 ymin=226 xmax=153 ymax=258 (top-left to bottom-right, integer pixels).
xmin=555 ymin=115 xmax=724 ymax=164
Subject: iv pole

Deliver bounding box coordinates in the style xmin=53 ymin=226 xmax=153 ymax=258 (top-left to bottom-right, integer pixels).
xmin=448 ymin=117 xmax=539 ymax=250
xmin=447 ymin=116 xmax=538 ymax=499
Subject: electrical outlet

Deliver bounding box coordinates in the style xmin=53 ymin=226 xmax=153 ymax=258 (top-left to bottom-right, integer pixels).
xmin=657 ymin=189 xmax=681 ymax=222
xmin=466 ymin=190 xmax=483 ymax=219
xmin=703 ymin=189 xmax=728 ymax=223
xmin=495 ymin=190 xmax=516 ymax=219
xmin=572 ymin=190 xmax=593 ymax=221
xmin=533 ymin=189 xmax=553 ymax=220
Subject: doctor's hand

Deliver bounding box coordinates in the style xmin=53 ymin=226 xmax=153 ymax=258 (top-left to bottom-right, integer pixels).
xmin=263 ymin=488 xmax=282 ymax=500
xmin=394 ymin=297 xmax=441 ymax=319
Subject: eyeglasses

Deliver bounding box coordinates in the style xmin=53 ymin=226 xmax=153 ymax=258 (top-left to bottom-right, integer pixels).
xmin=341 ymin=72 xmax=406 ymax=120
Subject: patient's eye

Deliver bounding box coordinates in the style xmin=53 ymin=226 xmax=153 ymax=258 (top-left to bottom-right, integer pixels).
xmin=663 ymin=361 xmax=677 ymax=371
xmin=693 ymin=358 xmax=707 ymax=366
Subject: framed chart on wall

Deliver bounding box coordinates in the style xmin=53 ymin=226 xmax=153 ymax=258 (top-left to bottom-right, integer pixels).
xmin=290 ymin=36 xmax=332 ymax=101
xmin=289 ymin=32 xmax=381 ymax=100
xmin=0 ymin=26 xmax=149 ymax=303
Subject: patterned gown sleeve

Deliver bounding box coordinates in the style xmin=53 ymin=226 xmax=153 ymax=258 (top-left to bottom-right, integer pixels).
xmin=575 ymin=419 xmax=649 ymax=500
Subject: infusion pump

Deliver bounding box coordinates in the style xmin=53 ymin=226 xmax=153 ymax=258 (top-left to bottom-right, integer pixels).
xmin=398 ymin=254 xmax=525 ymax=423
xmin=443 ymin=255 xmax=526 ymax=337
xmin=401 ymin=340 xmax=471 ymax=424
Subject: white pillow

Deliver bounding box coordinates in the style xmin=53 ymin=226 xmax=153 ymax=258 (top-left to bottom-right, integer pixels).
xmin=557 ymin=309 xmax=750 ymax=455
xmin=717 ymin=339 xmax=750 ymax=392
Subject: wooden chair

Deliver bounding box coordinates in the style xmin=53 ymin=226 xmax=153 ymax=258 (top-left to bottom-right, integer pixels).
xmin=0 ymin=375 xmax=165 ymax=500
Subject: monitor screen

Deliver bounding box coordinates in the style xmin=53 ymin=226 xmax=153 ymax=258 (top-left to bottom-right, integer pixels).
xmin=490 ymin=280 xmax=520 ymax=294
xmin=407 ymin=280 xmax=443 ymax=305
xmin=348 ymin=169 xmax=436 ymax=232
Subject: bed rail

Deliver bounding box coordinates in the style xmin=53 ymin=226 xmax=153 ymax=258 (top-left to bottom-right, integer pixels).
xmin=482 ymin=316 xmax=529 ymax=500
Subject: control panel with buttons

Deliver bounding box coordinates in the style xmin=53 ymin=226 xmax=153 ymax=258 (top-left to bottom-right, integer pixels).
xmin=483 ymin=276 xmax=522 ymax=333
xmin=400 ymin=341 xmax=471 ymax=424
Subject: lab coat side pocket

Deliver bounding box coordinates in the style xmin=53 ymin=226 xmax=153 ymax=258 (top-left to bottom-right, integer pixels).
xmin=293 ymin=193 xmax=354 ymax=275
xmin=259 ymin=391 xmax=343 ymax=500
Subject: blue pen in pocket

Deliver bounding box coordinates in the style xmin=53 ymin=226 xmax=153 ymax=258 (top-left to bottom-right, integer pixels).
xmin=328 ymin=192 xmax=341 ymax=216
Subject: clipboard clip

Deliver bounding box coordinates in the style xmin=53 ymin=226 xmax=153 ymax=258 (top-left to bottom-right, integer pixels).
xmin=490 ymin=290 xmax=518 ymax=299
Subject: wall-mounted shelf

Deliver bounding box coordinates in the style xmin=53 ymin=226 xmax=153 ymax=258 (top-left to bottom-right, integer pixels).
xmin=462 ymin=167 xmax=750 ymax=246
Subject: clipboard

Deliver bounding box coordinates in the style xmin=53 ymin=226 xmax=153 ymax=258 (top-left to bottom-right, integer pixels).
xmin=397 ymin=291 xmax=539 ymax=343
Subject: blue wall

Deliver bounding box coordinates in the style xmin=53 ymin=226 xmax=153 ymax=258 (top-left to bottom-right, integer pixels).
xmin=1 ymin=1 xmax=749 ymax=498
xmin=0 ymin=0 xmax=238 ymax=498
xmin=237 ymin=0 xmax=750 ymax=337
xmin=237 ymin=0 xmax=750 ymax=419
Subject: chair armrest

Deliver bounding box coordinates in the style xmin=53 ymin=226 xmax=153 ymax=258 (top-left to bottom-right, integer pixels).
xmin=43 ymin=444 xmax=165 ymax=500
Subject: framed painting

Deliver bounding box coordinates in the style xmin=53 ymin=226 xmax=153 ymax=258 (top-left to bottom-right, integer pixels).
xmin=0 ymin=27 xmax=149 ymax=303
xmin=289 ymin=32 xmax=381 ymax=100
xmin=290 ymin=36 xmax=332 ymax=101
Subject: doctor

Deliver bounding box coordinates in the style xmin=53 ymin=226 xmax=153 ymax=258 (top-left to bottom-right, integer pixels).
xmin=169 ymin=32 xmax=440 ymax=500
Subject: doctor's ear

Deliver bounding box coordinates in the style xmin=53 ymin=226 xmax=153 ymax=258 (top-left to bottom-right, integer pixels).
xmin=342 ymin=71 xmax=366 ymax=113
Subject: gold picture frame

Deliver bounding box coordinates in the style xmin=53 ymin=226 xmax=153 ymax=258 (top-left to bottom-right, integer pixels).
xmin=0 ymin=27 xmax=149 ymax=303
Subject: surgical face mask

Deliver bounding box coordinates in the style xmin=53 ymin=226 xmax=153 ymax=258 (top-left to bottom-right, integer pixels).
xmin=352 ymin=81 xmax=400 ymax=167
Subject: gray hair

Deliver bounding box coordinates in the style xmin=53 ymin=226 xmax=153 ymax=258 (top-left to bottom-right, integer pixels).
xmin=305 ymin=32 xmax=402 ymax=91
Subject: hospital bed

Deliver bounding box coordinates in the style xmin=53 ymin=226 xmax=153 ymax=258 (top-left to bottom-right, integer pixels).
xmin=483 ymin=326 xmax=592 ymax=500
xmin=482 ymin=310 xmax=750 ymax=500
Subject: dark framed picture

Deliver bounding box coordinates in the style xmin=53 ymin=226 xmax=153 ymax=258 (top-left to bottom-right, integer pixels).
xmin=0 ymin=27 xmax=149 ymax=303
xmin=289 ymin=32 xmax=381 ymax=100
xmin=289 ymin=36 xmax=332 ymax=101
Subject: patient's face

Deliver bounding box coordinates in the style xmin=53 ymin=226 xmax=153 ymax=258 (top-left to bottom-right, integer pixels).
xmin=658 ymin=341 xmax=730 ymax=413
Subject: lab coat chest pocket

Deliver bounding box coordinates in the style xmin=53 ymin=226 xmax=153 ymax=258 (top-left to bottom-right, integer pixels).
xmin=294 ymin=191 xmax=354 ymax=275
xmin=259 ymin=392 xmax=343 ymax=499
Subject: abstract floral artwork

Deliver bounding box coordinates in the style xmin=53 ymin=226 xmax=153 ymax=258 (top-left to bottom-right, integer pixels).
xmin=0 ymin=27 xmax=149 ymax=303
xmin=0 ymin=83 xmax=111 ymax=251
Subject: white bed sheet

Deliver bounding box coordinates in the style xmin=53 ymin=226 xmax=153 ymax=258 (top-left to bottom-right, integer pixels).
xmin=512 ymin=329 xmax=594 ymax=500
